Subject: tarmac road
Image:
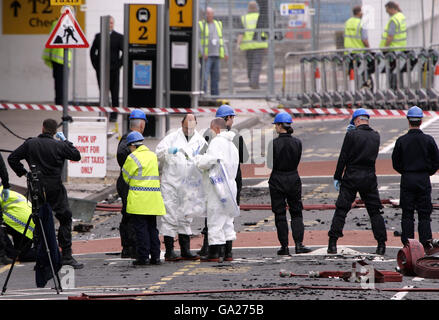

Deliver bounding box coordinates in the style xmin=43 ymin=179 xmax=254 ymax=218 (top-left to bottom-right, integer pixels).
xmin=1 ymin=110 xmax=439 ymax=306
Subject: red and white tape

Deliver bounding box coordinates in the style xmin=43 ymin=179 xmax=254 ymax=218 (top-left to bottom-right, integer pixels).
xmin=1 ymin=103 xmax=439 ymax=117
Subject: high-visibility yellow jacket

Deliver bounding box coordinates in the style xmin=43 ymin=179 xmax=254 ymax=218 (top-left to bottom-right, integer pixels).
xmin=344 ymin=17 xmax=365 ymax=53
xmin=239 ymin=12 xmax=268 ymax=51
xmin=199 ymin=19 xmax=225 ymax=58
xmin=42 ymin=21 xmax=72 ymax=68
xmin=122 ymin=145 xmax=166 ymax=216
xmin=0 ymin=187 xmax=34 ymax=240
xmin=379 ymin=12 xmax=407 ymax=51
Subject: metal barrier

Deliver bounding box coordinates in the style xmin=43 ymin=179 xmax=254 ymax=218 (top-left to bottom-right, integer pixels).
xmin=281 ymin=46 xmax=439 ymax=110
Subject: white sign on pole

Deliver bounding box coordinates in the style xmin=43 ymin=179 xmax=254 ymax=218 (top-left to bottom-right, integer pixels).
xmin=68 ymin=117 xmax=107 ymax=178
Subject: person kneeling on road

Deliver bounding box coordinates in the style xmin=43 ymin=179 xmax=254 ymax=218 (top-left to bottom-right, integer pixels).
xmin=122 ymin=131 xmax=166 ymax=266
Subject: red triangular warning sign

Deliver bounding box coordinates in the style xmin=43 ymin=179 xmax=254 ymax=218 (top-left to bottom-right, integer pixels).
xmin=45 ymin=9 xmax=89 ymax=49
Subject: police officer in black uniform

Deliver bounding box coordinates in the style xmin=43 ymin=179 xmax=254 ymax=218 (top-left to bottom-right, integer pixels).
xmin=328 ymin=109 xmax=387 ymax=255
xmin=267 ymin=112 xmax=312 ymax=255
xmin=7 ymin=119 xmax=83 ymax=269
xmin=116 ymin=109 xmax=147 ymax=258
xmin=391 ymin=106 xmax=439 ymax=249
xmin=0 ymin=154 xmax=12 ymax=265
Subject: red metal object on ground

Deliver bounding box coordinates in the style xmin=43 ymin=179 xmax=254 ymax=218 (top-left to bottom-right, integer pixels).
xmin=414 ymin=253 xmax=439 ymax=279
xmin=397 ymin=239 xmax=425 ymax=276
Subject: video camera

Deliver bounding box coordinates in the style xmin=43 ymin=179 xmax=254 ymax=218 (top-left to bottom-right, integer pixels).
xmin=26 ymin=165 xmax=46 ymax=209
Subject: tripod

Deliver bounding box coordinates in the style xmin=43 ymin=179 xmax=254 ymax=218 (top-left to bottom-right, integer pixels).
xmin=1 ymin=167 xmax=62 ymax=295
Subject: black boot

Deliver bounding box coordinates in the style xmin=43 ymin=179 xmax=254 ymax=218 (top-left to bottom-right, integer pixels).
xmin=201 ymin=245 xmax=222 ymax=262
xmin=327 ymin=237 xmax=337 ymax=254
xmin=197 ymin=231 xmax=209 ymax=256
xmin=179 ymin=234 xmax=199 ymax=260
xmin=295 ymin=242 xmax=312 ymax=254
xmin=121 ymin=247 xmax=131 ymax=259
xmin=164 ymin=236 xmax=181 ymax=262
xmin=376 ymin=241 xmax=386 ymax=255
xmin=277 ymin=246 xmax=290 ymax=255
xmin=224 ymin=241 xmax=233 ymax=261
xmin=62 ymin=249 xmax=84 ymax=269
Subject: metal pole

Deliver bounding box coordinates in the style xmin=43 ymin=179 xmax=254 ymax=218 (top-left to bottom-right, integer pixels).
xmin=164 ymin=0 xmax=170 ymax=131
xmin=431 ymin=0 xmax=435 ymax=45
xmin=99 ymin=16 xmax=111 ymax=107
xmin=227 ymin=0 xmax=233 ymax=95
xmin=421 ymin=0 xmax=426 ymax=48
xmin=122 ymin=4 xmax=129 ymax=134
xmin=191 ymin=0 xmax=200 ymax=108
xmin=156 ymin=4 xmax=164 ymax=109
xmin=267 ymin=0 xmax=275 ymax=96
xmin=62 ymin=48 xmax=69 ymax=183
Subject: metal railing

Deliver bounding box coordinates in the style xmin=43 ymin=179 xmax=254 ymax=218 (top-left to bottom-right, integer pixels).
xmin=281 ymin=46 xmax=439 ymax=110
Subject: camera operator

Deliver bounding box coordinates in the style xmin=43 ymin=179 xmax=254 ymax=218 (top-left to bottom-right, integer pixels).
xmin=7 ymin=119 xmax=83 ymax=269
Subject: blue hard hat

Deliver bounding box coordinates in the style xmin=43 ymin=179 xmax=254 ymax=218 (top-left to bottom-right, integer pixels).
xmin=126 ymin=131 xmax=144 ymax=146
xmin=129 ymin=109 xmax=147 ymax=121
xmin=350 ymin=108 xmax=370 ymax=124
xmin=215 ymin=105 xmax=236 ymax=118
xmin=407 ymin=106 xmax=424 ymax=118
xmin=273 ymin=112 xmax=293 ymax=124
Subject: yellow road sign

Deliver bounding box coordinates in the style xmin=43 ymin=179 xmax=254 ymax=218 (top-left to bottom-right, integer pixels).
xmin=3 ymin=0 xmax=85 ymax=35
xmin=129 ymin=4 xmax=157 ymax=45
xmin=169 ymin=0 xmax=192 ymax=28
xmin=50 ymin=0 xmax=82 ymax=6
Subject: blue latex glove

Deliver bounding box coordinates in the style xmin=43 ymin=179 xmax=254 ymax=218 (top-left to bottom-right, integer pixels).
xmin=1 ymin=188 xmax=10 ymax=201
xmin=333 ymin=180 xmax=340 ymax=192
xmin=56 ymin=132 xmax=66 ymax=141
xmin=346 ymin=124 xmax=356 ymax=132
xmin=168 ymin=147 xmax=178 ymax=154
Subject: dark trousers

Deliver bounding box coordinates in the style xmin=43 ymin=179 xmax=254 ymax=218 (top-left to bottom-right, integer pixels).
xmin=246 ymin=48 xmax=265 ymax=88
xmin=2 ymin=226 xmax=35 ymax=262
xmin=95 ymin=69 xmax=120 ymax=107
xmin=52 ymin=62 xmax=68 ymax=105
xmin=130 ymin=214 xmax=161 ymax=261
xmin=329 ymin=182 xmax=387 ymax=243
xmin=269 ymin=172 xmax=305 ymax=247
xmin=400 ymin=173 xmax=433 ymax=246
xmin=41 ymin=178 xmax=72 ymax=254
xmin=116 ymin=176 xmax=136 ymax=249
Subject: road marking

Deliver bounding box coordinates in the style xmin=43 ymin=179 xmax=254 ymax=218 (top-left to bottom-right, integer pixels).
xmin=391 ymin=285 xmax=414 ymax=300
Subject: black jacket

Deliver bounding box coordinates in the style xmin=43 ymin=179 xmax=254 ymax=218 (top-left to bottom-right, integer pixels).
xmin=8 ymin=134 xmax=81 ymax=179
xmin=90 ymin=31 xmax=124 ymax=72
xmin=334 ymin=124 xmax=380 ymax=181
xmin=392 ymin=129 xmax=439 ymax=176
xmin=0 ymin=153 xmax=10 ymax=189
xmin=267 ymin=133 xmax=302 ymax=173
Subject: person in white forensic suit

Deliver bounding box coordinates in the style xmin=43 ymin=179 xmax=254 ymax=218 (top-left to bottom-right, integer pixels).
xmin=195 ymin=118 xmax=239 ymax=262
xmin=156 ymin=114 xmax=208 ymax=261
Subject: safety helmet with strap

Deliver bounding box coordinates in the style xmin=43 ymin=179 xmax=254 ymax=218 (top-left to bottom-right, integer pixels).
xmin=129 ymin=109 xmax=147 ymax=121
xmin=350 ymin=108 xmax=370 ymax=124
xmin=126 ymin=131 xmax=144 ymax=146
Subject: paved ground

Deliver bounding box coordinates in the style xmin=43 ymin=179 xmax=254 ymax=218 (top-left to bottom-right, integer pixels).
xmin=1 ymin=109 xmax=439 ymax=307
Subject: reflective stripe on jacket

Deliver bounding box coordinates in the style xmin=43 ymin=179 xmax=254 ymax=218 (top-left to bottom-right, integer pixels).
xmin=379 ymin=12 xmax=407 ymax=50
xmin=1 ymin=189 xmax=34 ymax=240
xmin=239 ymin=12 xmax=268 ymax=50
xmin=122 ymin=145 xmax=166 ymax=216
xmin=199 ymin=19 xmax=225 ymax=58
xmin=344 ymin=17 xmax=365 ymax=53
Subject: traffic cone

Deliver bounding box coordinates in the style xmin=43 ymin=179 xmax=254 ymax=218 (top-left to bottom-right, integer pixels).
xmin=349 ymin=69 xmax=355 ymax=93
xmin=315 ymin=67 xmax=321 ymax=93
xmin=434 ymin=64 xmax=439 ymax=92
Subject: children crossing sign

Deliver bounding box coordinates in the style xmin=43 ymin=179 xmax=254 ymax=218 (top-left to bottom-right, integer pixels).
xmin=45 ymin=8 xmax=88 ymax=48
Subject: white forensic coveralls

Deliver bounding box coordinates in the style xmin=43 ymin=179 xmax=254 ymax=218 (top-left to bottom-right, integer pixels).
xmin=156 ymin=127 xmax=208 ymax=237
xmin=195 ymin=131 xmax=239 ymax=245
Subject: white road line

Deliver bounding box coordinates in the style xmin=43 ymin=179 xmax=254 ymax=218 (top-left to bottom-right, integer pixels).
xmin=391 ymin=285 xmax=415 ymax=300
xmin=380 ymin=116 xmax=439 ymax=154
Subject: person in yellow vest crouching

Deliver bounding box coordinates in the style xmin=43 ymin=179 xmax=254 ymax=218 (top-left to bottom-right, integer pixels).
xmin=237 ymin=1 xmax=268 ymax=90
xmin=0 ymin=186 xmax=36 ymax=263
xmin=122 ymin=131 xmax=166 ymax=266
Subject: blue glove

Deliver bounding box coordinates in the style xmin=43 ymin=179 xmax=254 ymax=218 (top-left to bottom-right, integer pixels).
xmin=1 ymin=188 xmax=10 ymax=201
xmin=333 ymin=180 xmax=340 ymax=192
xmin=168 ymin=147 xmax=178 ymax=154
xmin=346 ymin=124 xmax=356 ymax=132
xmin=56 ymin=132 xmax=66 ymax=141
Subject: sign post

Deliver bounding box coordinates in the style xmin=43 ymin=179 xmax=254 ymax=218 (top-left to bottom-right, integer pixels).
xmin=45 ymin=7 xmax=89 ymax=181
